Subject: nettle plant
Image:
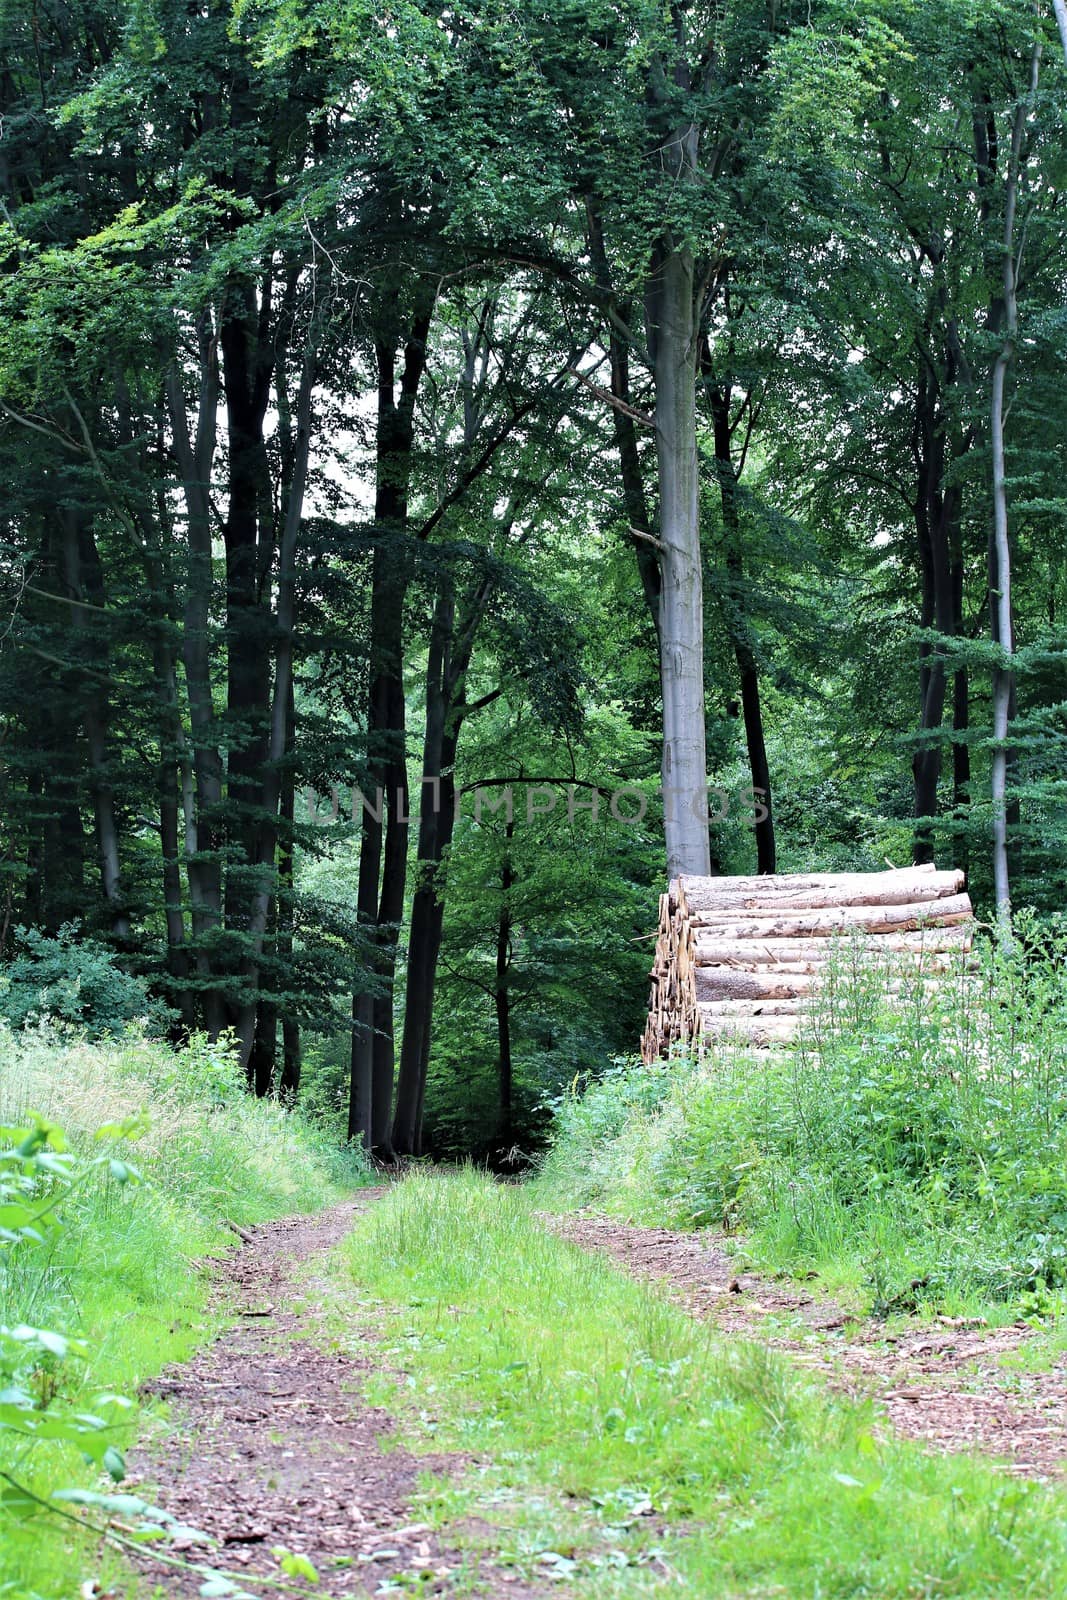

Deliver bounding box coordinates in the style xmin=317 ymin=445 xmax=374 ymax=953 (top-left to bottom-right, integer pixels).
xmin=0 ymin=1117 xmax=321 ymax=1597
xmin=0 ymin=1115 xmax=141 ymax=1514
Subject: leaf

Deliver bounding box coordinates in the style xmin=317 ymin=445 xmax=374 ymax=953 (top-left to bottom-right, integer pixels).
xmin=199 ymin=1576 xmax=258 ymax=1599
xmin=0 ymin=1479 xmax=39 ymax=1519
xmin=54 ymin=1490 xmax=157 ymax=1515
xmin=832 ymin=1472 xmax=864 ymax=1488
xmin=272 ymin=1546 xmax=320 ymax=1582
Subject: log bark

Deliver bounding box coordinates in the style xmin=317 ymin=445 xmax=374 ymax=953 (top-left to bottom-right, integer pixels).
xmin=678 ymin=866 xmax=961 ymax=911
xmin=688 ymin=894 xmax=972 ymax=943
xmin=693 ymin=932 xmax=971 ymax=966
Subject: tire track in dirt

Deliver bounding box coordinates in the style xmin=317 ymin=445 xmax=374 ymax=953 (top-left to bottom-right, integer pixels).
xmin=545 ymin=1212 xmax=1067 ymax=1479
xmin=126 ymin=1191 xmax=545 ymax=1597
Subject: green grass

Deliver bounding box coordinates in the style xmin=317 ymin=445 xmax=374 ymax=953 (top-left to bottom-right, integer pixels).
xmin=0 ymin=1022 xmax=366 ymax=1600
xmin=337 ymin=1168 xmax=1067 ymax=1598
xmin=536 ymin=923 xmax=1067 ymax=1321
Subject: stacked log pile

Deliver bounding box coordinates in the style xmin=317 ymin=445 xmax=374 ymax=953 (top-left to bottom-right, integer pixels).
xmin=641 ymin=864 xmax=974 ymax=1061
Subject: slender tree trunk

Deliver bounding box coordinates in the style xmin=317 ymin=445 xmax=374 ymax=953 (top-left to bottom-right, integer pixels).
xmin=585 ymin=200 xmax=662 ymax=632
xmin=645 ymin=237 xmax=709 ymax=879
xmin=278 ymin=678 xmax=301 ymax=1103
xmin=708 ymin=381 xmax=775 ymax=873
xmin=235 ymin=341 xmax=316 ymax=1083
xmin=220 ymin=279 xmax=276 ymax=1071
xmin=158 ymin=722 xmax=194 ymax=1032
xmin=1052 ymin=0 xmax=1067 ymax=71
xmin=910 ymin=363 xmax=959 ymax=866
xmin=495 ymin=819 xmax=516 ymax=1147
xmin=989 ymin=41 xmax=1041 ymax=924
xmin=392 ymin=589 xmax=451 ymax=1156
xmin=392 ymin=578 xmax=475 ymax=1156
xmin=951 ymin=557 xmax=970 ymax=875
xmin=349 ymin=543 xmax=406 ymax=1149
xmin=59 ymin=509 xmax=130 ymax=939
xmin=167 ymin=329 xmax=227 ymax=1035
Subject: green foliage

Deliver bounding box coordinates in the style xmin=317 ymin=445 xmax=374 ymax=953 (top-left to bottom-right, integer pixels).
xmin=541 ymin=921 xmax=1067 ymax=1313
xmin=340 ymin=1169 xmax=1067 ymax=1597
xmin=0 ymin=925 xmax=168 ymax=1039
xmin=0 ymin=1024 xmax=365 ymax=1596
xmin=0 ymin=1115 xmax=137 ymax=1517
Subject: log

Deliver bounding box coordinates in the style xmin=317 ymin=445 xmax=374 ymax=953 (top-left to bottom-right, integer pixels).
xmin=693 ymin=930 xmax=973 ymax=967
xmin=679 ymin=869 xmax=965 ymax=917
xmin=677 ymin=864 xmax=943 ymax=900
xmin=696 ymin=968 xmax=953 ymax=1003
xmin=699 ymin=998 xmax=807 ymax=1016
xmin=696 ymin=969 xmax=819 ymax=1001
xmin=698 ymin=1009 xmax=802 ymax=1042
xmin=689 ymin=894 xmax=973 ymax=943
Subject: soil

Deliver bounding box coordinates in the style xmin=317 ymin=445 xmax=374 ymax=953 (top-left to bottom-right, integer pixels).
xmin=121 ymin=1185 xmax=1067 ymax=1600
xmin=125 ymin=1191 xmax=545 ymax=1598
xmin=545 ymin=1212 xmax=1067 ymax=1479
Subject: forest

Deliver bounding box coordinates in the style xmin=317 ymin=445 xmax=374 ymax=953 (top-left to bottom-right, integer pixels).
xmin=4 ymin=2 xmax=1067 ymax=1595
xmin=1 ymin=0 xmax=1065 ymax=1162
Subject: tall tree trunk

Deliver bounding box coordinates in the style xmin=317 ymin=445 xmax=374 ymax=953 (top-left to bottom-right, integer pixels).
xmin=219 ymin=278 xmax=276 ymax=1071
xmin=391 ymin=587 xmax=452 ymax=1157
xmin=59 ymin=509 xmax=129 ymax=939
xmin=1052 ymin=0 xmax=1067 ymax=70
xmin=951 ymin=557 xmax=970 ymax=875
xmin=585 ymin=200 xmax=662 ymax=632
xmin=989 ymin=42 xmax=1040 ymax=924
xmin=348 ymin=284 xmax=435 ymax=1152
xmin=708 ymin=380 xmax=775 ymax=873
xmin=349 ymin=542 xmax=407 ymax=1150
xmin=910 ymin=362 xmax=959 ymax=866
xmin=235 ymin=339 xmax=317 ymax=1085
xmin=391 ymin=301 xmax=505 ymax=1156
xmin=645 ymin=237 xmax=710 ymax=880
xmin=392 ymin=576 xmax=481 ymax=1157
xmin=278 ymin=678 xmax=301 ymax=1103
xmin=157 ymin=715 xmax=194 ymax=1032
xmin=167 ymin=326 xmax=227 ymax=1036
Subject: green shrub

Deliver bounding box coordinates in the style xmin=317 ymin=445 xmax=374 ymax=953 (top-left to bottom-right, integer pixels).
xmin=539 ymin=919 xmax=1067 ymax=1312
xmin=0 ymin=924 xmax=168 ymax=1038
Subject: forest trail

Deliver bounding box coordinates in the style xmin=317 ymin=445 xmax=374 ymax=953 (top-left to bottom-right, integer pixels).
xmin=125 ymin=1190 xmax=548 ymax=1599
xmin=547 ymin=1213 xmax=1067 ymax=1479
xmin=118 ymin=1183 xmax=1067 ymax=1599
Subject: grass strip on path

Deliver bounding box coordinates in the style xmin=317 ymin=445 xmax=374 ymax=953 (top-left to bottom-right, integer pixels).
xmin=338 ymin=1167 xmax=1067 ymax=1599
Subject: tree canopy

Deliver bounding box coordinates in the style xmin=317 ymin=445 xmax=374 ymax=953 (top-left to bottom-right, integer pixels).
xmin=1 ymin=0 xmax=1064 ymax=1157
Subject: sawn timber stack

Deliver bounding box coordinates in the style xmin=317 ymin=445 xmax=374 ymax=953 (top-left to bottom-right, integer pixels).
xmin=641 ymin=864 xmax=974 ymax=1061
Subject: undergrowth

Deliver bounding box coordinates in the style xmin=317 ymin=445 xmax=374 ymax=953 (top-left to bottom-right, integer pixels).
xmin=538 ymin=920 xmax=1067 ymax=1315
xmin=0 ymin=1022 xmax=366 ymax=1599
xmin=340 ymin=1169 xmax=1067 ymax=1597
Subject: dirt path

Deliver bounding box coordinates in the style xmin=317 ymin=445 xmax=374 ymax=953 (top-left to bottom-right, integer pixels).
xmin=126 ymin=1192 xmax=541 ymax=1598
xmin=547 ymin=1212 xmax=1067 ymax=1479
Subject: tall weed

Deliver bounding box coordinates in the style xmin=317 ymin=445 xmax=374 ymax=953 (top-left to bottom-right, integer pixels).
xmin=0 ymin=1023 xmax=366 ymax=1596
xmin=539 ymin=920 xmax=1067 ymax=1311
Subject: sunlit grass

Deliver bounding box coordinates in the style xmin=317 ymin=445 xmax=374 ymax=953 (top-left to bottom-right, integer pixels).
xmin=0 ymin=1023 xmax=366 ymax=1599
xmin=341 ymin=1169 xmax=1067 ymax=1598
